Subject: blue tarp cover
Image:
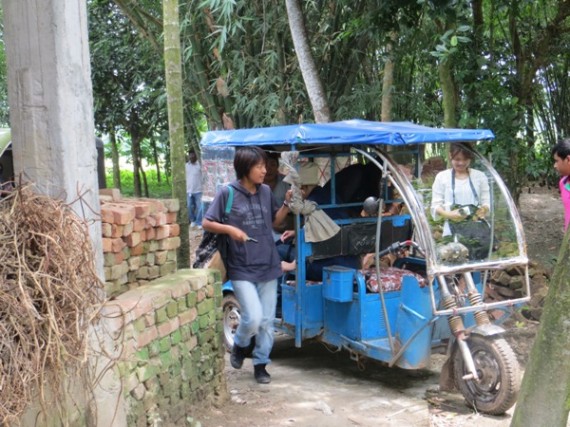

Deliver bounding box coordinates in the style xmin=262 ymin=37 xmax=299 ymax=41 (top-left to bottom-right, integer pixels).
xmin=201 ymin=119 xmax=495 ymax=148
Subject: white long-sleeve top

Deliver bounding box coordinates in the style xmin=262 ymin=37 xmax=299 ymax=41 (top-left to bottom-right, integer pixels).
xmin=431 ymin=168 xmax=490 ymax=235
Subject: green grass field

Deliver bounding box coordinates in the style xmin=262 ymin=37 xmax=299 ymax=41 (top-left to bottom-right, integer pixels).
xmin=105 ymin=169 xmax=173 ymax=199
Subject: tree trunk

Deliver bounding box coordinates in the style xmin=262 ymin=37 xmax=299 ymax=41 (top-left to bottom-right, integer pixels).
xmin=438 ymin=60 xmax=457 ymax=128
xmin=381 ymin=33 xmax=396 ymax=122
xmin=113 ymin=0 xmax=161 ymax=51
xmin=151 ymin=138 xmax=162 ymax=183
xmin=163 ymin=0 xmax=189 ymax=268
xmin=139 ymin=162 xmax=149 ymax=197
xmin=110 ymin=127 xmax=121 ymax=189
xmin=285 ymin=0 xmax=331 ymax=123
xmin=131 ymin=132 xmax=142 ymax=197
xmin=511 ymin=229 xmax=570 ymax=426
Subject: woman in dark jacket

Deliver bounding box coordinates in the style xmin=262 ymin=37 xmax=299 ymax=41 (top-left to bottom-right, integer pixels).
xmin=202 ymin=147 xmax=291 ymax=384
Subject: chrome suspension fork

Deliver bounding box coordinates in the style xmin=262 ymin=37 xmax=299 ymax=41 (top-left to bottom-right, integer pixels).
xmin=438 ymin=275 xmax=479 ymax=381
xmin=462 ymin=272 xmax=491 ymax=327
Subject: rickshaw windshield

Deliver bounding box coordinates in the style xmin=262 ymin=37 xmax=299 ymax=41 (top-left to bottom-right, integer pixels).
xmin=380 ymin=144 xmax=528 ymax=274
xmin=343 ymin=144 xmax=526 ymax=275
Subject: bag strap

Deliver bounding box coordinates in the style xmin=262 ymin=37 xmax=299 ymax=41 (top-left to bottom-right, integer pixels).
xmin=220 ymin=184 xmax=234 ymax=223
xmin=451 ymin=169 xmax=479 ymax=206
xmin=225 ymin=185 xmax=234 ymax=215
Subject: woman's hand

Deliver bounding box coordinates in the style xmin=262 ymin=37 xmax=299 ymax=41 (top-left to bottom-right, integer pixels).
xmin=227 ymin=226 xmax=248 ymax=242
xmin=280 ymin=229 xmax=296 ymax=242
xmin=475 ymin=205 xmax=489 ymax=219
xmin=436 ymin=206 xmax=465 ymax=222
xmin=447 ymin=209 xmax=467 ymax=222
xmin=362 ymin=253 xmax=375 ymax=269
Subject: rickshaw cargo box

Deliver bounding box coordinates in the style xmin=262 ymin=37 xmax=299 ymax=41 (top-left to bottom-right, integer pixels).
xmin=323 ymin=266 xmax=355 ymax=303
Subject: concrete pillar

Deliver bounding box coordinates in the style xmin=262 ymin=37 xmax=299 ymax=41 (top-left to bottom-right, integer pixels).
xmin=4 ymin=1 xmax=93 ymax=191
xmin=3 ymin=1 xmax=126 ymax=426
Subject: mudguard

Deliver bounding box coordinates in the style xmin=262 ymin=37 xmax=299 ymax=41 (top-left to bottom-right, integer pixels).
xmin=470 ymin=323 xmax=505 ymax=337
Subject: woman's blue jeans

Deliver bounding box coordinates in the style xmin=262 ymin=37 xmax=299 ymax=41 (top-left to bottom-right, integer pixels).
xmin=232 ymin=279 xmax=278 ymax=366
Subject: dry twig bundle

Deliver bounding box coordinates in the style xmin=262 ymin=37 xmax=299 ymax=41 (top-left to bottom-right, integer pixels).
xmin=0 ymin=185 xmax=103 ymax=424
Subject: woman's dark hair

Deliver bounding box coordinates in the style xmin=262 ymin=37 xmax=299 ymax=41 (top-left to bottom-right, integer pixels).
xmin=551 ymin=138 xmax=570 ymax=159
xmin=234 ymin=147 xmax=267 ymax=179
xmin=449 ymin=143 xmax=474 ymax=160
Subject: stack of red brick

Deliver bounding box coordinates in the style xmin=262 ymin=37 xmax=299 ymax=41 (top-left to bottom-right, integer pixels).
xmin=99 ymin=189 xmax=181 ymax=297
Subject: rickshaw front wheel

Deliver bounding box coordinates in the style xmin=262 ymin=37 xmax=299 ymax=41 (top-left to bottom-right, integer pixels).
xmin=222 ymin=294 xmax=241 ymax=352
xmin=453 ymin=334 xmax=521 ymax=415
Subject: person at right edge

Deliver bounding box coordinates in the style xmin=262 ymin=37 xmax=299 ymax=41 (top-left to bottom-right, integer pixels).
xmin=202 ymin=147 xmax=292 ymax=384
xmin=551 ymin=138 xmax=570 ymax=231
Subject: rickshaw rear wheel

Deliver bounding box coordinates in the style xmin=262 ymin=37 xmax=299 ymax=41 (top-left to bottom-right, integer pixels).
xmin=222 ymin=294 xmax=241 ymax=352
xmin=222 ymin=293 xmax=255 ymax=355
xmin=453 ymin=334 xmax=520 ymax=415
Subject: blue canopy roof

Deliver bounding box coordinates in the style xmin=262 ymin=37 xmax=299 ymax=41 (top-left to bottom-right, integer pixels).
xmin=200 ymin=119 xmax=494 ymax=148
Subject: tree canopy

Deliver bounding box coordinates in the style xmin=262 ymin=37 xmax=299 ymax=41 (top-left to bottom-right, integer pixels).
xmin=0 ymin=0 xmax=566 ymax=198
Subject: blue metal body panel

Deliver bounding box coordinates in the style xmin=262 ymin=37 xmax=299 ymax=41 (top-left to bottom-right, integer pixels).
xmin=394 ymin=276 xmax=434 ymax=368
xmin=221 ymin=280 xmax=233 ymax=294
xmin=323 ymin=272 xmax=400 ymax=341
xmin=280 ymin=282 xmax=323 ymax=338
xmin=322 ymin=266 xmax=356 ymax=303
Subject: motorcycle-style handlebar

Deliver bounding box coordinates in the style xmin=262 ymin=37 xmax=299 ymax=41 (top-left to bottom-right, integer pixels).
xmin=376 ymin=240 xmax=423 ymax=258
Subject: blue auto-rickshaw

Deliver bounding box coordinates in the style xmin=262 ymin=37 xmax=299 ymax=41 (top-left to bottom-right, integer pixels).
xmin=200 ymin=120 xmax=530 ymax=415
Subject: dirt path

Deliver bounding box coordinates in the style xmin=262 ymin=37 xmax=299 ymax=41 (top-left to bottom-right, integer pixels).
xmin=518 ymin=186 xmax=565 ymax=272
xmin=200 ymin=336 xmax=433 ymax=427
xmin=193 ymin=328 xmax=541 ymax=427
xmin=188 ymin=187 xmax=565 ymax=427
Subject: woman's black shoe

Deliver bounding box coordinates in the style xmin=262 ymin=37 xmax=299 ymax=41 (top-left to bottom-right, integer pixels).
xmin=254 ymin=364 xmax=271 ymax=384
xmin=230 ymin=344 xmax=247 ymax=369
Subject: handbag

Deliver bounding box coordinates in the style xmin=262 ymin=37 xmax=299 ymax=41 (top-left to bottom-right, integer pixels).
xmin=193 ymin=185 xmax=234 ymax=269
xmin=449 ymin=212 xmax=491 ymax=260
xmin=448 ymin=172 xmax=491 ymax=260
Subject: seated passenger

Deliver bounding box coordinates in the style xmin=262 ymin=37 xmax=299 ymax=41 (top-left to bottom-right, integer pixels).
xmin=278 ymin=162 xmax=361 ymax=279
xmin=319 ymin=162 xmax=382 ymax=217
xmin=264 ymin=149 xmax=290 ymax=206
xmin=263 ymin=148 xmax=293 ymax=241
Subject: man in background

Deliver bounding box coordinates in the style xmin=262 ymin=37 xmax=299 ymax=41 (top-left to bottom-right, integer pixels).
xmin=264 ymin=150 xmax=289 ymax=206
xmin=552 ymin=139 xmax=570 ymax=231
xmin=186 ymin=149 xmax=203 ymax=228
xmin=264 ymin=149 xmax=292 ymax=242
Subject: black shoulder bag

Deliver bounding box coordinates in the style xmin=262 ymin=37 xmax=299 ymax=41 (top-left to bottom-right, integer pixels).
xmin=193 ymin=185 xmax=234 ymax=268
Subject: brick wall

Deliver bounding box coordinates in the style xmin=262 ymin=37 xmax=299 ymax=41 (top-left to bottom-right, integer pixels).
xmin=99 ymin=190 xmax=182 ymax=297
xmin=101 ymin=268 xmax=227 ymax=426
xmin=18 ymin=192 xmax=225 ymax=426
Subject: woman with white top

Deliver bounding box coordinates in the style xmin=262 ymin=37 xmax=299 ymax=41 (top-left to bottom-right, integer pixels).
xmin=431 ymin=143 xmax=491 ymax=238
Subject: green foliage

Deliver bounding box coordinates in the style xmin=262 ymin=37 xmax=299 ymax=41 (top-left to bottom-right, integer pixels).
xmin=106 ymin=169 xmax=172 ymax=199
xmin=89 ymin=0 xmax=169 ymax=166
xmin=101 ymin=0 xmax=570 ymax=203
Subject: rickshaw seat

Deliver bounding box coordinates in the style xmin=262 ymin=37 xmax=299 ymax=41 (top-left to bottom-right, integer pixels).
xmin=361 ymin=266 xmax=426 ymax=293
xmin=285 ymin=266 xmax=423 ymax=294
